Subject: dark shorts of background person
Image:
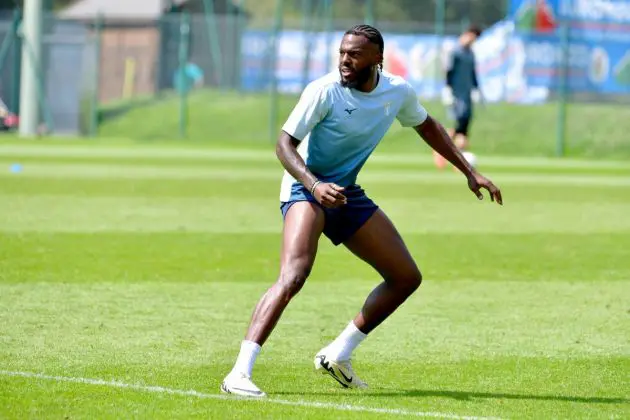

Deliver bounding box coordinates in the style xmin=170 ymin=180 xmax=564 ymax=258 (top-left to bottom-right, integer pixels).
xmin=451 ymin=98 xmax=473 ymax=136
xmin=280 ymin=183 xmax=379 ymax=246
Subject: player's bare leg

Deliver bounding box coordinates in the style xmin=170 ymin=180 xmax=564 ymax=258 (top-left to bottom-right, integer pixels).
xmin=345 ymin=209 xmax=421 ymax=332
xmin=222 ymin=202 xmax=324 ymax=397
xmin=246 ymin=202 xmax=324 ymax=344
xmin=315 ymin=209 xmax=421 ymax=388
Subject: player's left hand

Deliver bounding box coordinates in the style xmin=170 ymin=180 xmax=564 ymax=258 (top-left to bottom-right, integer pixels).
xmin=468 ymin=173 xmax=502 ymax=205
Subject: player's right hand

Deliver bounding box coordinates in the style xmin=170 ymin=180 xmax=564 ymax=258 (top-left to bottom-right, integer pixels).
xmin=313 ymin=183 xmax=347 ymax=209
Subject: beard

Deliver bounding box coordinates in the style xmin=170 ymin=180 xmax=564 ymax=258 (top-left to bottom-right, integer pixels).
xmin=339 ymin=65 xmax=374 ymax=88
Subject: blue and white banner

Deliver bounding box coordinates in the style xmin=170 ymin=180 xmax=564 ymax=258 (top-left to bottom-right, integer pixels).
xmin=511 ymin=0 xmax=630 ymax=42
xmin=510 ymin=0 xmax=630 ymax=94
xmin=240 ymin=22 xmax=545 ymax=103
xmin=240 ymin=3 xmax=630 ymax=104
xmin=522 ymin=33 xmax=630 ymax=93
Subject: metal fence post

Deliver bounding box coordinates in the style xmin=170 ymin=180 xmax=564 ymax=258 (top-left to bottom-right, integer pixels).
xmin=20 ymin=23 xmax=54 ymax=133
xmin=202 ymin=0 xmax=224 ymax=87
xmin=364 ymin=0 xmax=374 ymax=25
xmin=556 ymin=22 xmax=569 ymax=157
xmin=11 ymin=9 xmax=22 ymax=114
xmin=235 ymin=0 xmax=246 ymax=92
xmin=19 ymin=0 xmax=43 ymax=137
xmin=89 ymin=13 xmax=102 ymax=137
xmin=269 ymin=0 xmax=284 ymax=143
xmin=434 ymin=0 xmax=445 ymax=91
xmin=178 ymin=11 xmax=191 ymax=138
xmin=323 ymin=0 xmax=332 ymax=73
xmin=301 ymin=0 xmax=313 ymax=90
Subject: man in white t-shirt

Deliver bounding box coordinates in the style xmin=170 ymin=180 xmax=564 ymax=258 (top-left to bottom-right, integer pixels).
xmin=221 ymin=24 xmax=502 ymax=398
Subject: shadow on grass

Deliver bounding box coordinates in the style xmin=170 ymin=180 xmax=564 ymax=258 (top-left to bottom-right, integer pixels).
xmin=98 ymin=95 xmax=170 ymax=124
xmin=274 ymin=389 xmax=628 ymax=404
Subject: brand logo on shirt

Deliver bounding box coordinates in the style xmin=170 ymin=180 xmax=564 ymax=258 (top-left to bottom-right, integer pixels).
xmin=344 ymin=107 xmax=358 ymax=115
xmin=384 ymin=102 xmax=391 ymax=116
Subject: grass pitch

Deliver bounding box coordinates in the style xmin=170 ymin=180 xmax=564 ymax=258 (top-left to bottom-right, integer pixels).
xmin=0 ymin=140 xmax=628 ymax=419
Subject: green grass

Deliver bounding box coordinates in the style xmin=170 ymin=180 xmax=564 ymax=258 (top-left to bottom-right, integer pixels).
xmin=0 ymin=140 xmax=629 ymax=419
xmin=94 ymin=89 xmax=630 ymax=158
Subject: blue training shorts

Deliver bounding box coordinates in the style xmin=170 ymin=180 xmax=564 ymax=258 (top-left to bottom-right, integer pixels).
xmin=280 ymin=183 xmax=379 ymax=246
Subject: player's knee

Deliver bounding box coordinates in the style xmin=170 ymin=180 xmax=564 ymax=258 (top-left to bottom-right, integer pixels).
xmin=392 ymin=266 xmax=422 ymax=295
xmin=407 ymin=267 xmax=423 ymax=293
xmin=278 ymin=262 xmax=311 ymax=300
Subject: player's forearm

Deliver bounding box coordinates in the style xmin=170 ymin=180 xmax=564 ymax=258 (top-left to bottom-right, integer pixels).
xmin=276 ymin=131 xmax=319 ymax=190
xmin=415 ymin=116 xmax=476 ymax=177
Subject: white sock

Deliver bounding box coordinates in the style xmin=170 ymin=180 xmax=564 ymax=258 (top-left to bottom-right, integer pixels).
xmin=324 ymin=321 xmax=367 ymax=361
xmin=231 ymin=340 xmax=261 ymax=377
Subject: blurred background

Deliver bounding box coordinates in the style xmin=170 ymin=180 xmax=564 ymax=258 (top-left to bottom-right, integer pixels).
xmin=0 ymin=0 xmax=629 ymax=157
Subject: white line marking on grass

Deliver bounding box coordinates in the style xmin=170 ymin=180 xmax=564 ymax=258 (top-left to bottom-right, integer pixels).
xmin=0 ymin=370 xmax=501 ymax=420
xmin=2 ymin=163 xmax=630 ymax=186
xmin=1 ymin=144 xmax=629 ymax=169
xmin=0 ymin=145 xmax=277 ymax=162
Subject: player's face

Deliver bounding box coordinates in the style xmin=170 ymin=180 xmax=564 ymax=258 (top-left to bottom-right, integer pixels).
xmin=461 ymin=32 xmax=478 ymax=47
xmin=338 ymin=34 xmax=382 ymax=88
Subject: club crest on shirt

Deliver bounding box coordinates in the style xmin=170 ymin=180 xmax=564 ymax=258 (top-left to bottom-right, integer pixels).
xmin=384 ymin=101 xmax=391 ymax=116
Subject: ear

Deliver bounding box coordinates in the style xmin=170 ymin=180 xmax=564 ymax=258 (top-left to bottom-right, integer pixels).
xmin=376 ymin=52 xmax=383 ymax=67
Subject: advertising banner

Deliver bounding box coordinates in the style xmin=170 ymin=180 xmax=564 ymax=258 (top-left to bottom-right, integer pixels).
xmin=240 ymin=2 xmax=630 ymax=103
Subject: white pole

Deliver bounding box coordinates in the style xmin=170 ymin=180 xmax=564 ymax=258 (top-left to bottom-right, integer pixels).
xmin=19 ymin=0 xmax=43 ymax=137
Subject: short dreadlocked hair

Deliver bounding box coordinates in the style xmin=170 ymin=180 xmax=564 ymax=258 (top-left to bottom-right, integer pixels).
xmin=345 ymin=24 xmax=384 ymax=70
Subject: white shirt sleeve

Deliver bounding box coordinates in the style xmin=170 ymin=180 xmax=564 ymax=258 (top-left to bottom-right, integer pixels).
xmin=396 ymin=82 xmax=428 ymax=127
xmin=281 ymin=82 xmax=330 ymax=141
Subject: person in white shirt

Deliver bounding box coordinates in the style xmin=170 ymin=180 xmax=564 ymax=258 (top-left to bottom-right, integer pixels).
xmin=221 ymin=24 xmax=502 ymax=398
